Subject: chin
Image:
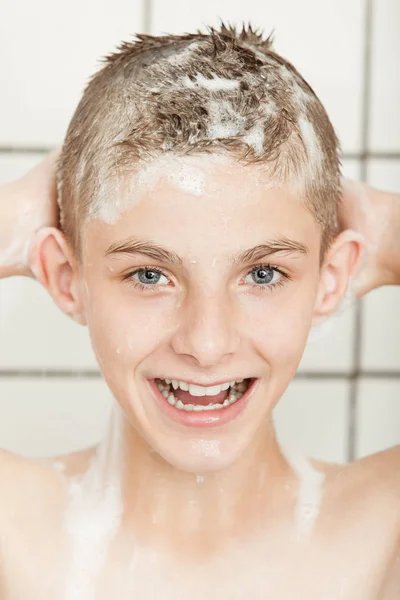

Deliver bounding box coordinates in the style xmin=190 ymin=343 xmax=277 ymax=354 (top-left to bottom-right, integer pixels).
xmin=153 ymin=437 xmax=247 ymax=474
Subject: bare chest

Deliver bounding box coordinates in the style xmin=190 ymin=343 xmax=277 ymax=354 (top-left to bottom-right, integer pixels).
xmin=1 ymin=524 xmax=398 ymax=600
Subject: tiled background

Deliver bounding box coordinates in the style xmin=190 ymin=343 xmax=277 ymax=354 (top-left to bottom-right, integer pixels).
xmin=0 ymin=0 xmax=399 ymax=462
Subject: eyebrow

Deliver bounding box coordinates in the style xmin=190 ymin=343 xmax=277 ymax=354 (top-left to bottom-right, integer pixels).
xmin=105 ymin=236 xmax=309 ymax=265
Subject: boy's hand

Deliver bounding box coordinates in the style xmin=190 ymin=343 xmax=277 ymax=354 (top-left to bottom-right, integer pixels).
xmin=339 ymin=179 xmax=400 ymax=298
xmin=0 ymin=150 xmax=60 ymax=278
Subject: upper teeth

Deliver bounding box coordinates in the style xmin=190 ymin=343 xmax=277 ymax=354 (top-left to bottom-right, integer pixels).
xmin=163 ymin=378 xmax=245 ymax=397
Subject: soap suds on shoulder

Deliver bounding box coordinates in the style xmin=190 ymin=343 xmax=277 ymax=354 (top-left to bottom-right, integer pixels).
xmin=281 ymin=447 xmax=326 ymax=541
xmin=62 ymin=404 xmax=123 ymax=599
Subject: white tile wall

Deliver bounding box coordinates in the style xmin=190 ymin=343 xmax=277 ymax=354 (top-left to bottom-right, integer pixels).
xmin=341 ymin=159 xmax=362 ymax=184
xmin=0 ymin=378 xmax=112 ymax=457
xmin=367 ymin=159 xmax=400 ymax=193
xmin=298 ymin=305 xmax=356 ymax=373
xmin=298 ymin=160 xmax=361 ymax=373
xmin=361 ymin=286 xmax=400 ymax=371
xmin=0 ymin=277 xmax=98 ymax=369
xmin=0 ymin=154 xmax=97 ymax=369
xmin=356 ymin=379 xmax=400 ymax=458
xmin=369 ymin=0 xmax=400 ymax=151
xmin=0 ymin=153 xmax=45 ymax=183
xmin=273 ymin=379 xmax=349 ymax=463
xmin=151 ymin=0 xmax=365 ymax=152
xmin=361 ymin=160 xmax=400 ymax=371
xmin=0 ymin=1 xmax=143 ymax=147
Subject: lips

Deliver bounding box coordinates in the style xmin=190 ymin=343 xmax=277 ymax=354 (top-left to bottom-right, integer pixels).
xmin=147 ymin=377 xmax=259 ymax=428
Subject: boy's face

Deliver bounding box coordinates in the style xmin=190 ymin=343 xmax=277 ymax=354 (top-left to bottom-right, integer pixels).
xmin=77 ymin=154 xmax=324 ymax=472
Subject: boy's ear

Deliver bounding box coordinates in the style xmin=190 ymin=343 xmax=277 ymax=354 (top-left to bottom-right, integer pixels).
xmin=29 ymin=227 xmax=87 ymax=326
xmin=312 ymin=229 xmax=365 ymax=326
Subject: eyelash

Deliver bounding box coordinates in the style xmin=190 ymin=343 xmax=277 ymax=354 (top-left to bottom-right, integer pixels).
xmin=122 ymin=263 xmax=290 ymax=294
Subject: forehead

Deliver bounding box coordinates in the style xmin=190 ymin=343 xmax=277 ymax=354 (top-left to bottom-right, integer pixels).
xmin=84 ymin=154 xmax=320 ymax=259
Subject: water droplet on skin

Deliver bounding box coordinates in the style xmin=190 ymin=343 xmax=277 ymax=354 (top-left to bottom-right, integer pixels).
xmin=116 ymin=348 xmax=121 ymax=355
xmin=52 ymin=461 xmax=66 ymax=473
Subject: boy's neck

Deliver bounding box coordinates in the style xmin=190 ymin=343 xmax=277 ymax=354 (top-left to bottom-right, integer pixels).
xmin=115 ymin=416 xmax=293 ymax=558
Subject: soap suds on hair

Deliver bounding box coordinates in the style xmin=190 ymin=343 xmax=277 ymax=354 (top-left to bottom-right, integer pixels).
xmin=90 ymin=154 xmax=212 ymax=225
xmin=182 ymin=73 xmax=240 ymax=91
xmin=87 ymin=58 xmax=326 ymax=228
xmin=90 ymin=174 xmax=127 ymax=225
xmin=166 ymin=41 xmax=201 ymax=65
xmin=298 ymin=116 xmax=323 ymax=169
xmin=135 ymin=155 xmax=207 ymax=197
xmin=207 ymin=99 xmax=246 ymax=140
xmin=75 ymin=156 xmax=87 ymax=190
xmin=278 ymin=66 xmax=311 ymax=110
xmin=275 ymin=64 xmax=324 ymax=176
xmin=243 ymin=121 xmax=265 ymax=155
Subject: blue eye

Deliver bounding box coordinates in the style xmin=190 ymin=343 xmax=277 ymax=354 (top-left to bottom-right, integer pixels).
xmin=246 ymin=266 xmax=275 ymax=285
xmin=243 ymin=263 xmax=288 ymax=292
xmin=124 ymin=263 xmax=289 ymax=294
xmin=126 ymin=267 xmax=169 ymax=292
xmin=135 ymin=268 xmax=165 ymax=285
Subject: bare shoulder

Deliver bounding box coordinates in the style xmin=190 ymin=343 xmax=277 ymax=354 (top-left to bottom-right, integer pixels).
xmin=315 ymin=445 xmax=400 ymax=549
xmin=308 ymin=447 xmax=400 ymax=594
xmin=308 ymin=446 xmax=400 ymax=538
xmin=0 ymin=449 xmax=59 ymax=519
xmin=0 ymin=446 xmax=96 ymax=521
xmin=311 ymin=444 xmax=400 ymax=494
xmin=0 ymin=447 xmax=96 ymax=596
xmin=344 ymin=444 xmax=400 ymax=496
xmin=363 ymin=447 xmax=400 ymax=598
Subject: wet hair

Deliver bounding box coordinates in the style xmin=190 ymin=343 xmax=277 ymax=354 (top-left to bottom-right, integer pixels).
xmin=58 ymin=23 xmax=342 ymax=260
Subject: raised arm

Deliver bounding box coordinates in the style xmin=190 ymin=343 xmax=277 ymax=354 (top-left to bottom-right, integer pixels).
xmin=0 ymin=150 xmax=59 ymax=279
xmin=339 ymin=179 xmax=400 ymax=298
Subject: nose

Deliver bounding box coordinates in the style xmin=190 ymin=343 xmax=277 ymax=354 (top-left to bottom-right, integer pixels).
xmin=170 ymin=288 xmax=240 ymax=368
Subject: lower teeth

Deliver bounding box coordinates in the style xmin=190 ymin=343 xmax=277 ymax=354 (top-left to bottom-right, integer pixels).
xmin=156 ymin=380 xmax=249 ymax=411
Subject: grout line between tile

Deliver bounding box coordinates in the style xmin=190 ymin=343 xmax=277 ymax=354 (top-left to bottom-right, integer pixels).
xmin=1 ymin=370 xmax=400 ymax=379
xmin=348 ymin=0 xmax=374 ymax=462
xmin=0 ymin=370 xmax=102 ymax=378
xmin=0 ymin=147 xmax=54 ymax=154
xmin=343 ymin=152 xmax=400 ymax=160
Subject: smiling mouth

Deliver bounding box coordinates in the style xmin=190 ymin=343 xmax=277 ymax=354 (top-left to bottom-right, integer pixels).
xmin=154 ymin=378 xmax=252 ymax=411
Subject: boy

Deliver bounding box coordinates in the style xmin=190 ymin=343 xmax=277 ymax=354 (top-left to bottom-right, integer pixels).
xmin=0 ymin=24 xmax=399 ymax=599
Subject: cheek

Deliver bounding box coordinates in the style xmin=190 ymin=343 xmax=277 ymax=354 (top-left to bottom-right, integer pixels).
xmin=248 ymin=287 xmax=317 ymax=367
xmin=85 ymin=287 xmax=169 ymax=373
